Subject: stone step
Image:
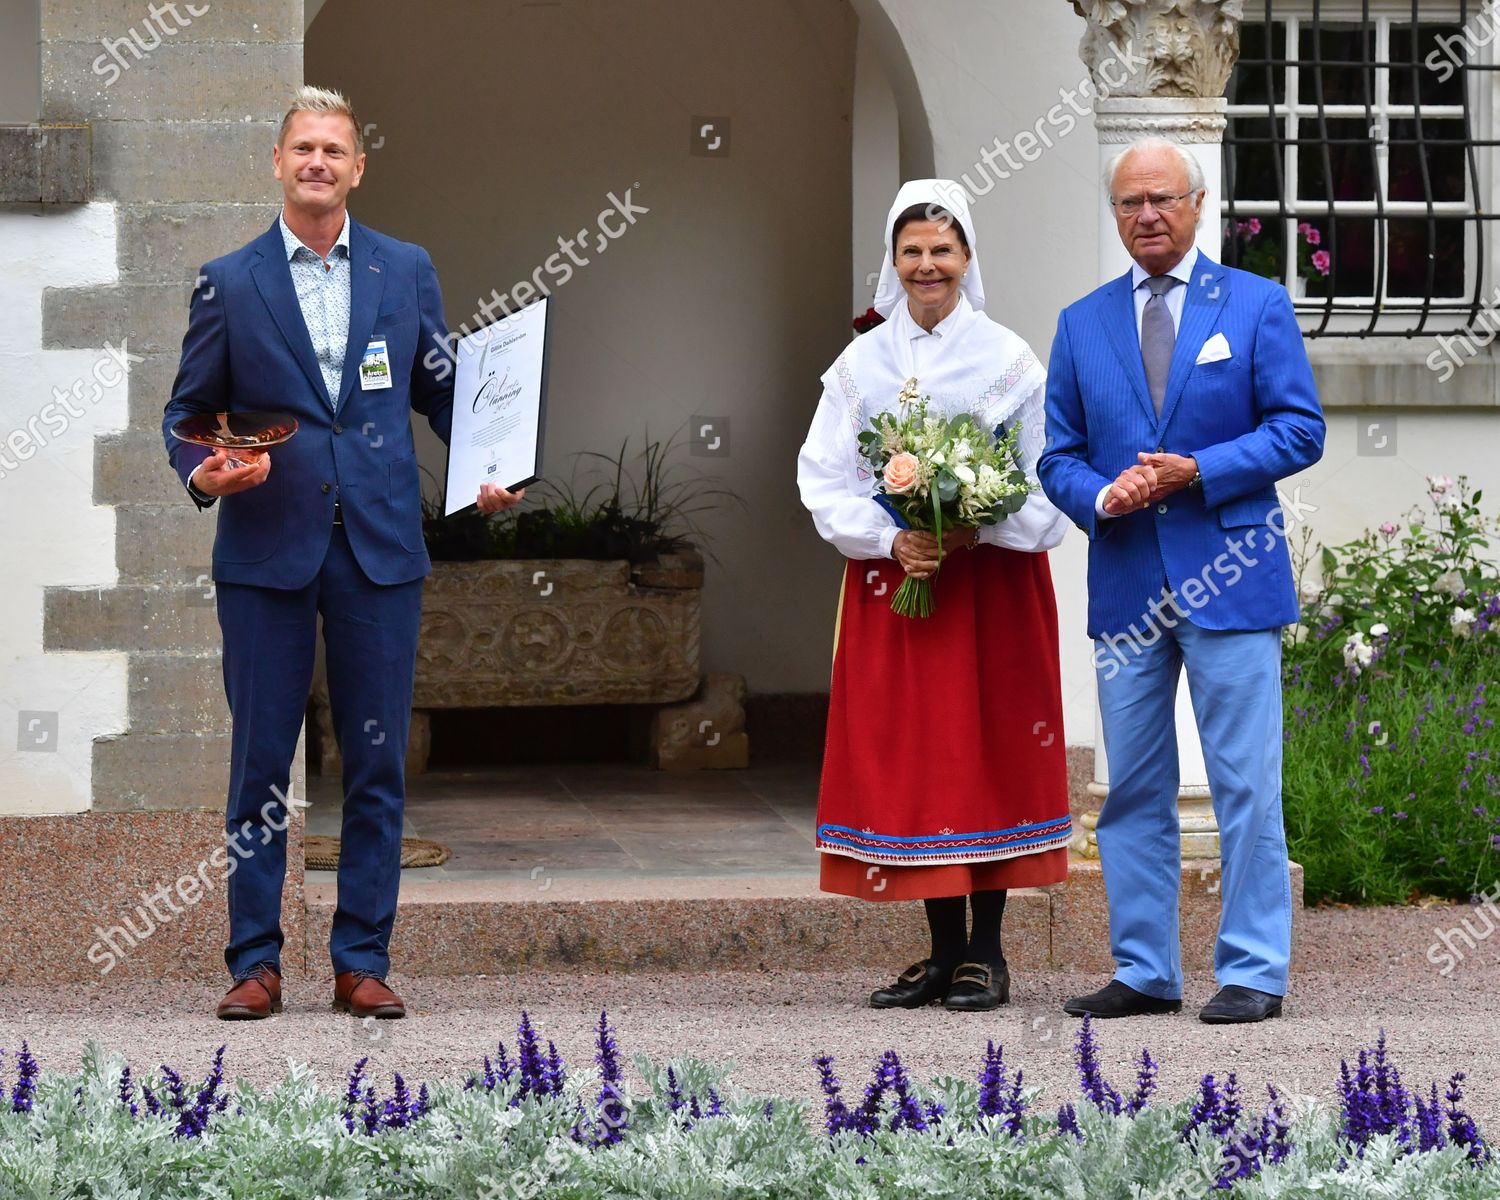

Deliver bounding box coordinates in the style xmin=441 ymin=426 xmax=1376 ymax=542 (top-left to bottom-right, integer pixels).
xmin=44 ymin=581 xmax=220 ymax=654
xmin=304 ymin=877 xmax=1054 ymax=974
xmin=92 ymin=729 xmax=233 ymax=811
xmin=304 ymin=861 xmax=1306 ymax=976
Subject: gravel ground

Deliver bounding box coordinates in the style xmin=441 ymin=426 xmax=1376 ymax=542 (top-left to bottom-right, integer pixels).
xmin=3 ymin=904 xmax=1498 ymax=1127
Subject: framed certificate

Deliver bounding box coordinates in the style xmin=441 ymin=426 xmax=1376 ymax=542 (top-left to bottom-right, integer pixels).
xmin=443 ymin=296 xmax=552 ymax=516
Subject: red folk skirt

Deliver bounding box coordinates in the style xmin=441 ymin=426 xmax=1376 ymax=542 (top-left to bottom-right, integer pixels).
xmin=817 ymin=545 xmax=1071 ymax=901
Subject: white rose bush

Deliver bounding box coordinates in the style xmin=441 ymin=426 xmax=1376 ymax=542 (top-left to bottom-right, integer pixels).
xmin=1284 ymin=475 xmax=1500 ymax=904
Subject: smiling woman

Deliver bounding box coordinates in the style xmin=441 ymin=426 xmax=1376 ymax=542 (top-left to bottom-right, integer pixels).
xmin=798 ymin=179 xmax=1073 ymax=1016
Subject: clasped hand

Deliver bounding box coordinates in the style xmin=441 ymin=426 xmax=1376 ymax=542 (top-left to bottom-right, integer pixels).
xmin=893 ymin=528 xmax=973 ymax=579
xmin=1102 ymin=451 xmax=1197 ymax=516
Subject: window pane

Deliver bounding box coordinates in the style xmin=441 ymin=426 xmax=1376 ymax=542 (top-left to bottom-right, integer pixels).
xmin=1226 ymin=117 xmax=1283 ymax=201
xmin=1388 ymin=217 xmax=1467 ymax=297
xmin=1299 ymin=119 xmax=1377 ymax=202
xmin=1388 ymin=118 xmax=1468 ymax=203
xmin=1227 ymin=21 xmax=1286 ymax=107
xmin=1299 ymin=21 xmax=1375 ymax=107
xmin=1390 ymin=25 xmax=1467 ymax=106
xmin=1299 ymin=217 xmax=1374 ymax=299
xmin=1224 ymin=215 xmax=1286 ymax=283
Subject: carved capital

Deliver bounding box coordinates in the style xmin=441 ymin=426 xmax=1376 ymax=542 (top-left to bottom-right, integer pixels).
xmin=1094 ymin=97 xmax=1228 ymax=143
xmin=1068 ymin=0 xmax=1242 ymax=99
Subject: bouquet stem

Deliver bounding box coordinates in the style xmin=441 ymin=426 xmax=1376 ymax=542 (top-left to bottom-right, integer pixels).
xmin=891 ymin=574 xmax=935 ymax=618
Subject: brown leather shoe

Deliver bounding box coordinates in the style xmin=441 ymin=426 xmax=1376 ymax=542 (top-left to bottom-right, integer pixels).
xmin=216 ymin=965 xmax=282 ymax=1020
xmin=333 ymin=972 xmax=406 ymax=1019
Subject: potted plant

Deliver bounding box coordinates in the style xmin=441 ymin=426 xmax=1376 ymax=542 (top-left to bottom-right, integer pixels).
xmin=1228 ymin=217 xmax=1331 ymax=299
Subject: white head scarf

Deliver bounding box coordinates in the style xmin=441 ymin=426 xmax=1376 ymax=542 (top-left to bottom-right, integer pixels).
xmin=871 ymin=179 xmax=987 ymax=317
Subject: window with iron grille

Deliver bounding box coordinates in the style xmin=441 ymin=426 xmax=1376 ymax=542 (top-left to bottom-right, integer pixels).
xmin=1222 ymin=1 xmax=1497 ymax=338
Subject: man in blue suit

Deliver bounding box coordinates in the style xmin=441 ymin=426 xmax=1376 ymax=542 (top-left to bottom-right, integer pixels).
xmin=1039 ymin=137 xmax=1324 ymax=1024
xmin=164 ymin=87 xmax=521 ymax=1020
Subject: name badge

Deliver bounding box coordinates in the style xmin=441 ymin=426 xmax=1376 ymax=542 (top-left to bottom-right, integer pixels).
xmin=359 ymin=338 xmax=393 ymax=390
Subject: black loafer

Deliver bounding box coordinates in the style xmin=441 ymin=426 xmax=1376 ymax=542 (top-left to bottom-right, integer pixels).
xmin=1063 ymin=980 xmax=1181 ymax=1018
xmin=870 ymin=959 xmax=953 ymax=1009
xmin=942 ymin=962 xmax=1010 ymax=1011
xmin=1199 ymin=985 xmax=1283 ymax=1024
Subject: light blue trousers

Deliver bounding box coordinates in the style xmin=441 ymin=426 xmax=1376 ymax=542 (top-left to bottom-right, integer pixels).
xmin=1094 ymin=618 xmax=1291 ymax=999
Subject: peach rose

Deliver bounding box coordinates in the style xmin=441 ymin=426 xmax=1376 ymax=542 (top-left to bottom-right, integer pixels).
xmin=884 ymin=452 xmax=920 ymax=495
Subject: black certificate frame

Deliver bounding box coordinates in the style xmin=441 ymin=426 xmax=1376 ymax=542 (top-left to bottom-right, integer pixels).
xmin=442 ymin=295 xmax=552 ymax=517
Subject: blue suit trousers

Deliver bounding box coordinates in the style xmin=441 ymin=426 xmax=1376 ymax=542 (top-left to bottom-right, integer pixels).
xmin=217 ymin=523 xmax=423 ymax=979
xmin=1094 ymin=618 xmax=1291 ymax=999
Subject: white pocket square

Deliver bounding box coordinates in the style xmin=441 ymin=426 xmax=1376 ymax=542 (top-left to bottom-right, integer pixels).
xmin=1195 ymin=332 xmax=1232 ymax=365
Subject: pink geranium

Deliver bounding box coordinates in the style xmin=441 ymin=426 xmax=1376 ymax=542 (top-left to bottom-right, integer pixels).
xmin=1311 ymin=250 xmax=1331 ymax=277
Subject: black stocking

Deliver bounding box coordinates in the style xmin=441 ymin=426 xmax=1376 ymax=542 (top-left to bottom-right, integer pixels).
xmin=923 ymin=896 xmax=966 ymax=969
xmin=965 ymin=889 xmax=1008 ymax=970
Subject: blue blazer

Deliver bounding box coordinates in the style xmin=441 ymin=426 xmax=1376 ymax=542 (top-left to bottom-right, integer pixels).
xmin=1038 ymin=255 xmax=1325 ymax=638
xmin=162 ymin=218 xmax=454 ymax=589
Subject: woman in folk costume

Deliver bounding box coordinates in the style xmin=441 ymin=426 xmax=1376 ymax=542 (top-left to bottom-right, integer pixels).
xmin=797 ymin=180 xmax=1073 ymax=1012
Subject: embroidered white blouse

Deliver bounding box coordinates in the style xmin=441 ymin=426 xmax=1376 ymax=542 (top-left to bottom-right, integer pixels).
xmin=797 ymin=294 xmax=1069 ymax=561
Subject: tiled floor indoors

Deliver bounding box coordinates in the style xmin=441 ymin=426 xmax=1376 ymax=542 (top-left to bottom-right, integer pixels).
xmin=304 ymin=763 xmax=820 ymax=886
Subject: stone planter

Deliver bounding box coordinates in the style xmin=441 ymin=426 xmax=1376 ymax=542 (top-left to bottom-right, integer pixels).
xmin=312 ymin=549 xmax=737 ymax=775
xmin=413 ymin=549 xmax=703 ymax=710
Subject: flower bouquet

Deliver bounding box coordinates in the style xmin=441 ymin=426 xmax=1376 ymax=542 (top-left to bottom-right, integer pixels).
xmin=858 ymin=377 xmax=1035 ymax=618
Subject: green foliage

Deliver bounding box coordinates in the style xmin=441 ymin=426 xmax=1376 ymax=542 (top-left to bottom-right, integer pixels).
xmin=1282 ymin=477 xmax=1500 ymax=903
xmin=421 ymin=429 xmax=740 ymax=564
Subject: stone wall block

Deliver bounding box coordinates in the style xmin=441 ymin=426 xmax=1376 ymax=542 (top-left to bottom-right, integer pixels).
xmin=118 ymin=202 xmax=278 ymax=284
xmin=96 ymin=429 xmax=204 ymax=505
xmin=91 ymin=730 xmax=231 ymax=810
xmin=44 ymin=281 xmax=192 ymax=355
xmin=42 ymin=42 xmax=303 ymax=123
xmin=88 ymin=120 xmax=281 ymax=204
xmin=44 ymin=583 xmax=221 ymax=654
xmin=43 ymin=0 xmax=304 ymax=44
xmin=128 ymin=654 xmax=230 ymax=736
xmin=114 ymin=503 xmax=216 ymax=582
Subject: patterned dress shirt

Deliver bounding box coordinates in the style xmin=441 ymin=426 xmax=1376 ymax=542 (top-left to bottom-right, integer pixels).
xmin=278 ymin=209 xmax=352 ymax=408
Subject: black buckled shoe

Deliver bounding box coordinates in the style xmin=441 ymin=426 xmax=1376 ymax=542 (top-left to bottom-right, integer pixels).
xmin=1199 ymin=985 xmax=1283 ymax=1024
xmin=1063 ymin=980 xmax=1182 ymax=1018
xmin=870 ymin=959 xmax=954 ymax=1009
xmin=942 ymin=961 xmax=1010 ymax=1012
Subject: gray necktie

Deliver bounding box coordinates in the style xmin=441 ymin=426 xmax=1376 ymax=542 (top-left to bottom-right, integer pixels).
xmin=1141 ymin=275 xmax=1180 ymax=418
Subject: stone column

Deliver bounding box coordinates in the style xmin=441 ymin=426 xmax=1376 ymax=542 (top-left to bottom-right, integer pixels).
xmin=1067 ymin=0 xmax=1241 ymax=859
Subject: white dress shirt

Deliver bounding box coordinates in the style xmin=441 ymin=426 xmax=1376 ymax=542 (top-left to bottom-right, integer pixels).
xmin=1095 ymin=246 xmax=1201 ymax=518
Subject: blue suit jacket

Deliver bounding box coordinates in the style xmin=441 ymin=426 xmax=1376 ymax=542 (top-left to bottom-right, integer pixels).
xmin=1038 ymin=255 xmax=1325 ymax=638
xmin=162 ymin=218 xmax=454 ymax=589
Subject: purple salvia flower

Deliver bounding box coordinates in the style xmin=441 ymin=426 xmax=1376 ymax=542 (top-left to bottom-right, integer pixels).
xmin=1057 ymin=1102 xmax=1083 ymax=1142
xmin=1074 ymin=1016 xmax=1123 ymax=1115
xmin=592 ymin=1010 xmax=627 ymax=1145
xmin=977 ymin=1041 xmax=1006 ymax=1118
xmin=118 ymin=1065 xmax=138 ymax=1118
xmin=1415 ymin=1082 xmax=1447 ymax=1153
xmin=1182 ymin=1074 xmax=1223 ymax=1143
xmin=814 ymin=1055 xmax=850 ymax=1136
xmin=1444 ymin=1072 xmax=1491 ymax=1165
xmin=1260 ymin=1085 xmax=1293 ymax=1166
xmin=343 ymin=1057 xmax=368 ymax=1131
xmin=142 ymin=1082 xmax=161 ymax=1117
xmin=516 ymin=1012 xmax=546 ymax=1101
xmin=10 ymin=1044 xmax=38 ymax=1115
xmin=1002 ymin=1070 xmax=1026 ymax=1142
xmin=665 ymin=1065 xmax=686 ymax=1115
xmin=544 ymin=1040 xmax=566 ymax=1097
xmin=1127 ymin=1048 xmax=1157 ymax=1115
xmin=875 ymin=1050 xmax=926 ymax=1133
xmin=688 ymin=1093 xmax=703 ymax=1123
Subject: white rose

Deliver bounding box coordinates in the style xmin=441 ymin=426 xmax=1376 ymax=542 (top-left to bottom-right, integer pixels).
xmin=1453 ymin=606 xmax=1476 ymax=636
xmin=1370 ymin=623 xmax=1389 ymax=638
xmin=953 ymin=464 xmax=976 ymax=486
xmin=1435 ymin=571 xmax=1465 ymax=597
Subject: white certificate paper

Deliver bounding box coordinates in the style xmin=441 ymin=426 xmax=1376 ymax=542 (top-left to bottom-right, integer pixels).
xmin=444 ymin=297 xmax=551 ymax=515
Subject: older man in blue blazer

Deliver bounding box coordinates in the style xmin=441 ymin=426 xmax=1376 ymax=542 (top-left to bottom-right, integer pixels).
xmin=164 ymin=87 xmax=521 ymax=1020
xmin=1039 ymin=137 xmax=1324 ymax=1024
